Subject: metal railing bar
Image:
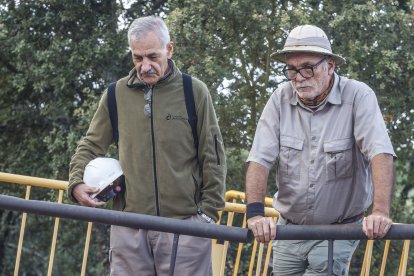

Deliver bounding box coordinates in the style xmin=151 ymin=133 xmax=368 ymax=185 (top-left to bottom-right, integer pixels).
xmin=0 ymin=194 xmax=252 ymax=243
xmin=223 ymin=202 xmax=278 ymax=218
xmin=81 ymin=222 xmax=93 ymax=276
xmin=256 ymin=242 xmax=264 ymax=276
xmin=0 ymin=172 xmax=67 ymax=190
xmin=398 ymin=240 xmax=410 ymax=276
xmin=361 ymin=240 xmax=374 ymax=276
xmin=380 ymin=240 xmax=390 ymax=276
xmin=225 ymin=190 xmax=273 ymax=207
xmin=14 ymin=185 xmax=31 ymax=276
xmin=248 ymin=240 xmax=258 ymax=276
xmin=2 ymin=193 xmax=413 ymax=276
xmin=233 ymin=213 xmax=247 ymax=276
xmin=47 ymin=189 xmax=64 ymax=276
xmin=263 ymin=241 xmax=272 ymax=276
xmin=222 ymin=209 xmax=234 ymax=274
xmin=327 ymin=240 xmax=334 ymax=276
xmin=168 ymin=233 xmax=180 ymax=276
xmin=6 ymin=173 xmax=407 ymax=276
xmin=2 ymin=194 xmax=414 ymax=242
xmin=275 ymin=224 xmax=414 ymax=240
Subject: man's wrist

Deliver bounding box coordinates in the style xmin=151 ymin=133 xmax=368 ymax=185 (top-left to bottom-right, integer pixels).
xmin=246 ymin=202 xmax=265 ymax=220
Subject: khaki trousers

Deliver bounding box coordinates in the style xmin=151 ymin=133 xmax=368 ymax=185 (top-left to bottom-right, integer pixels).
xmin=109 ymin=214 xmax=213 ymax=276
xmin=272 ymin=217 xmax=361 ymax=276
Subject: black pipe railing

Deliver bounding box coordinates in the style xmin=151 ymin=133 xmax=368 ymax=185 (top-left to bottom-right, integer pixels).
xmin=0 ymin=194 xmax=252 ymax=243
xmin=1 ymin=194 xmax=413 ymax=241
xmin=1 ymin=194 xmax=414 ymax=276
xmin=275 ymin=223 xmax=414 ymax=240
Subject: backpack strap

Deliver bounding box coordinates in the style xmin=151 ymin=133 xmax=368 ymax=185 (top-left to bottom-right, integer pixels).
xmin=107 ymin=82 xmax=119 ymax=147
xmin=182 ymin=73 xmax=199 ymax=155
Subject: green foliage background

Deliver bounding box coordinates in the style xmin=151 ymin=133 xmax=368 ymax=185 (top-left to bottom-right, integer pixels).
xmin=0 ymin=0 xmax=413 ymax=275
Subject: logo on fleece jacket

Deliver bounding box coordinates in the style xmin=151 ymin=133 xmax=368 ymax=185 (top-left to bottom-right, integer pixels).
xmin=165 ymin=114 xmax=186 ymax=121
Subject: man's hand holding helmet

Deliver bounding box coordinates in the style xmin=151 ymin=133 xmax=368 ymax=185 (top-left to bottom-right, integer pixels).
xmin=72 ymin=183 xmax=105 ymax=207
xmin=73 ymin=157 xmax=125 ymax=207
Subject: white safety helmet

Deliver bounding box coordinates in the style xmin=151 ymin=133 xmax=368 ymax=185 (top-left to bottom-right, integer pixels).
xmin=83 ymin=157 xmax=124 ymax=201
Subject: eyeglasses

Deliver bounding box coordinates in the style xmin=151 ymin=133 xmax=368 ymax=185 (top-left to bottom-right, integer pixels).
xmin=282 ymin=57 xmax=327 ymax=80
xmin=144 ymin=86 xmax=152 ymax=117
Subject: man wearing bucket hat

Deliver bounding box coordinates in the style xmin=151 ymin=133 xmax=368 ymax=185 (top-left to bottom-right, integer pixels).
xmin=245 ymin=25 xmax=396 ymax=275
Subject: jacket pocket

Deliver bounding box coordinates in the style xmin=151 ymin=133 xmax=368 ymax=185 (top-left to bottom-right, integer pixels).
xmin=214 ymin=134 xmax=223 ymax=165
xmin=324 ymin=138 xmax=354 ymax=181
xmin=279 ymin=135 xmax=304 ymax=181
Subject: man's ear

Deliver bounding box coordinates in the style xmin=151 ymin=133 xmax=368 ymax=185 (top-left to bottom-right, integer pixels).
xmin=327 ymin=57 xmax=336 ymax=75
xmin=166 ymin=41 xmax=174 ymax=59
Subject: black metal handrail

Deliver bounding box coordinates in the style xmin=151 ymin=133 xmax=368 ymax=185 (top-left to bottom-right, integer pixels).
xmin=1 ymin=194 xmax=413 ymax=276
xmin=2 ymin=194 xmax=413 ymax=241
xmin=0 ymin=194 xmax=252 ymax=243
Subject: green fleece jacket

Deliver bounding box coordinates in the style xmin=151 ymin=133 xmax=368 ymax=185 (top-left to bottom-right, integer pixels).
xmin=68 ymin=61 xmax=226 ymax=221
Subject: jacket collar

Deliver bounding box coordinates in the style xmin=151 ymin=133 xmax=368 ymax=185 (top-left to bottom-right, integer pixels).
xmin=126 ymin=59 xmax=179 ymax=90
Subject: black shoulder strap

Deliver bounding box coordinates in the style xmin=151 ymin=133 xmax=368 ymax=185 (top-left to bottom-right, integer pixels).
xmin=107 ymin=82 xmax=119 ymax=146
xmin=182 ymin=73 xmax=199 ymax=154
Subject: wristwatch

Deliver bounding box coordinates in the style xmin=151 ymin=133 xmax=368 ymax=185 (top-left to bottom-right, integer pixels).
xmin=197 ymin=209 xmax=214 ymax=223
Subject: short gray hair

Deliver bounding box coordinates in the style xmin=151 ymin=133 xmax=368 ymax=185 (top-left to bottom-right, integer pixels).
xmin=128 ymin=16 xmax=170 ymax=46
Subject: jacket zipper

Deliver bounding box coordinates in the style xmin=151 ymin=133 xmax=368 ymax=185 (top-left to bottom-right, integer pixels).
xmin=149 ymin=87 xmax=161 ymax=216
xmin=214 ymin=134 xmax=221 ymax=165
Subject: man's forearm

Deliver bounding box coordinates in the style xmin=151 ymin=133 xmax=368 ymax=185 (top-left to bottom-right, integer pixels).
xmin=245 ymin=161 xmax=270 ymax=204
xmin=371 ymin=153 xmax=394 ymax=216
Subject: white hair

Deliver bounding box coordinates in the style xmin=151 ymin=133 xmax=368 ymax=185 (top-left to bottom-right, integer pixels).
xmin=128 ymin=16 xmax=170 ymax=46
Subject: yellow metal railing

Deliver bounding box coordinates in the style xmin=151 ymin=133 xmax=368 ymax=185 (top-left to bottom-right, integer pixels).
xmin=213 ymin=190 xmax=278 ymax=276
xmin=0 ymin=172 xmax=91 ymax=276
xmin=0 ymin=172 xmax=411 ymax=275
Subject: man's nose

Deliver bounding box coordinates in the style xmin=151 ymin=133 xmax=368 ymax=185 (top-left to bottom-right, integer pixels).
xmin=294 ymin=72 xmax=306 ymax=82
xmin=141 ymin=59 xmax=152 ymax=72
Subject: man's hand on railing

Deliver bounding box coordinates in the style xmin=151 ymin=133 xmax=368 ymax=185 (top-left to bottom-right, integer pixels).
xmin=247 ymin=216 xmax=276 ymax=243
xmin=72 ymin=183 xmax=105 ymax=208
xmin=362 ymin=213 xmax=393 ymax=239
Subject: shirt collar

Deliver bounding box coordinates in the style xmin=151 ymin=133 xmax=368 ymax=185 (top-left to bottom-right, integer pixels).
xmin=326 ymin=72 xmax=341 ymax=105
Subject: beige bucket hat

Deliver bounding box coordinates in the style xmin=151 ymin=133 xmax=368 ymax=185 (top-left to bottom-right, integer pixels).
xmin=271 ymin=25 xmax=346 ymax=65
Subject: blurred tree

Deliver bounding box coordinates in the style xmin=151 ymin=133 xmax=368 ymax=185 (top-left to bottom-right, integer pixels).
xmin=0 ymin=0 xmax=413 ymax=274
xmin=167 ymin=0 xmax=413 ymax=273
xmin=167 ymin=0 xmax=414 ymax=202
xmin=332 ymin=1 xmax=414 ymax=215
xmin=0 ymin=0 xmax=167 ymax=274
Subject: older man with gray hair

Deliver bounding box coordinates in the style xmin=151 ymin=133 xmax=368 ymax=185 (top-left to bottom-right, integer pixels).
xmin=245 ymin=25 xmax=395 ymax=275
xmin=69 ymin=16 xmax=226 ymax=275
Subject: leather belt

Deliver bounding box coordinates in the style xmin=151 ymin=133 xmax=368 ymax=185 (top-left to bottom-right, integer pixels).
xmin=282 ymin=212 xmax=364 ymax=225
xmin=332 ymin=213 xmax=364 ymax=224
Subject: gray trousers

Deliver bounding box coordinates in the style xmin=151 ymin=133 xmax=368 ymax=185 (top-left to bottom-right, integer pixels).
xmin=272 ymin=217 xmax=360 ymax=276
xmin=109 ymin=214 xmax=213 ymax=276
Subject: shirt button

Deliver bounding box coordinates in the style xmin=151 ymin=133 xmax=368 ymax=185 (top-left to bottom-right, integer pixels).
xmin=310 ymin=184 xmax=314 ymax=188
xmin=310 ymin=160 xmax=314 ymax=164
xmin=311 ymin=136 xmax=316 ymax=140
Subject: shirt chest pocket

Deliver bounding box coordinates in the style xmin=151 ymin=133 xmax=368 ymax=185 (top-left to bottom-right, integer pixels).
xmin=279 ymin=136 xmax=304 ymax=181
xmin=324 ymin=138 xmax=354 ymax=181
